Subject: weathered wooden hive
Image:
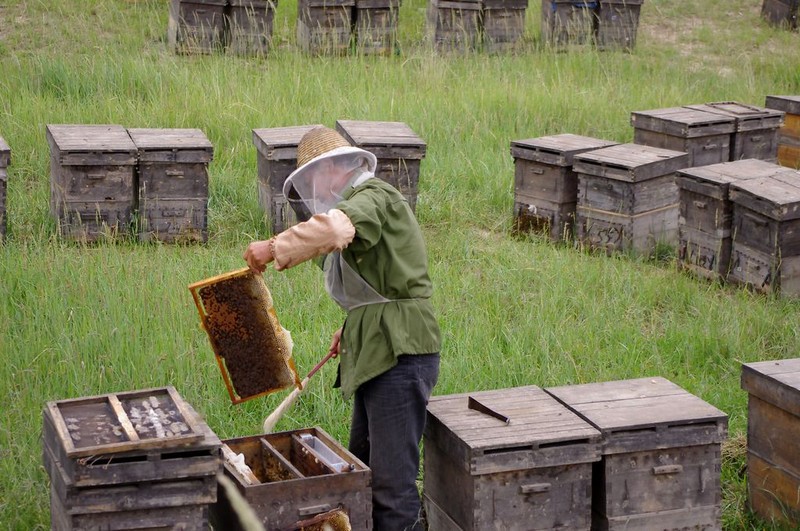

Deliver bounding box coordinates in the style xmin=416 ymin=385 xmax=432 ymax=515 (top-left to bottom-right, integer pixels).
xmin=573 ymin=143 xmax=689 ymax=254
xmin=252 ymin=124 xmax=323 ymax=234
xmin=0 ymin=136 xmax=9 ymax=241
xmin=727 ymin=169 xmax=800 ymax=297
xmin=631 ymin=106 xmax=736 ymax=168
xmin=423 ymin=386 xmax=602 ymax=530
xmin=128 ymin=128 xmax=213 ymax=244
xmin=765 ymin=95 xmax=800 ymax=169
xmin=426 ymin=0 xmax=482 ymax=51
xmin=541 ymin=0 xmax=598 ymax=47
xmin=676 ymin=159 xmax=790 ymax=280
xmin=210 ymin=427 xmax=372 ymax=530
xmin=168 ymin=0 xmax=227 ymax=54
xmin=741 ymin=358 xmax=800 ymax=525
xmin=595 ymin=0 xmax=643 ymax=51
xmin=685 ymin=102 xmax=785 ymax=163
xmin=335 ymin=119 xmax=426 ymax=212
xmin=225 ymin=0 xmax=276 ymax=55
xmin=296 ymin=0 xmax=355 ymax=54
xmin=511 ymin=134 xmax=618 ymax=242
xmin=761 ymin=0 xmax=799 ymax=29
xmin=43 ymin=386 xmax=221 ymax=530
xmin=47 ymin=124 xmax=137 ymax=242
xmin=482 ymin=0 xmax=528 ymax=53
xmin=353 ymin=0 xmax=399 ymax=55
xmin=546 ymin=377 xmax=728 ymax=531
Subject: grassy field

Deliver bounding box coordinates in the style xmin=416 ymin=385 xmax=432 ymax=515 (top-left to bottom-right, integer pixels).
xmin=1 ymin=0 xmax=799 ymax=528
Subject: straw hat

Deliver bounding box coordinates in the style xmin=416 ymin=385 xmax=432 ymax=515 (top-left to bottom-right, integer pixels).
xmin=296 ymin=126 xmax=351 ymax=169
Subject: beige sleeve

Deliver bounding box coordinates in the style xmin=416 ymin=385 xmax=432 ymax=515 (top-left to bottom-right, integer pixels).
xmin=272 ymin=209 xmax=355 ymax=271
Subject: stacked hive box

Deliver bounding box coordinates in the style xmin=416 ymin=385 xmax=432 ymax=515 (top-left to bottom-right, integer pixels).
xmin=574 ymin=143 xmax=689 ymax=254
xmin=546 ymin=377 xmax=728 ymax=530
xmin=761 ymin=0 xmax=799 ymax=29
xmin=511 ymin=134 xmax=618 ymax=242
xmin=335 ymin=120 xmax=427 ymax=212
xmin=297 ymin=0 xmax=355 ymax=54
xmin=210 ymin=427 xmax=372 ymax=530
xmin=741 ymin=358 xmax=800 ymax=525
xmin=765 ymin=95 xmax=800 ymax=169
xmin=168 ymin=0 xmax=227 ymax=53
xmin=685 ymin=102 xmax=785 ymax=163
xmin=353 ymin=0 xmax=399 ymax=54
xmin=427 ymin=0 xmax=482 ymax=51
xmin=423 ymin=386 xmax=602 ymax=530
xmin=728 ymin=169 xmax=800 ymax=296
xmin=541 ymin=0 xmax=597 ymax=46
xmin=482 ymin=0 xmax=528 ymax=52
xmin=676 ymin=159 xmax=790 ymax=280
xmin=43 ymin=387 xmax=221 ymax=530
xmin=631 ymin=106 xmax=735 ymax=168
xmin=253 ymin=124 xmax=323 ymax=234
xmin=47 ymin=124 xmax=137 ymax=242
xmin=595 ymin=0 xmax=643 ymax=50
xmin=0 ymin=136 xmax=8 ymax=241
xmin=128 ymin=128 xmax=213 ymax=243
xmin=226 ymin=0 xmax=276 ymax=55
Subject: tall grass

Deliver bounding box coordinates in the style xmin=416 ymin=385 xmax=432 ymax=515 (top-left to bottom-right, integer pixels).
xmin=1 ymin=0 xmax=799 ymax=528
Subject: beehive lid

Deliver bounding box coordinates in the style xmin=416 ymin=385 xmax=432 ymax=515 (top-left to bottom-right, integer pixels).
xmin=46 ymin=124 xmax=136 ymax=166
xmin=252 ymin=125 xmax=324 ymax=161
xmin=128 ymin=128 xmax=213 ymax=163
xmin=685 ymin=102 xmax=784 ymax=132
xmin=300 ymin=0 xmax=355 ymax=7
xmin=510 ymin=134 xmax=619 ymax=166
xmin=676 ymin=159 xmax=788 ymax=200
xmin=546 ymin=377 xmax=728 ymax=454
xmin=729 ymin=171 xmax=800 ymax=221
xmin=335 ymin=120 xmax=427 ymax=159
xmin=573 ymin=143 xmax=689 ymax=182
xmin=630 ymin=107 xmax=736 ymax=137
xmin=765 ymin=95 xmax=800 ymax=115
xmin=741 ymin=358 xmax=800 ymax=417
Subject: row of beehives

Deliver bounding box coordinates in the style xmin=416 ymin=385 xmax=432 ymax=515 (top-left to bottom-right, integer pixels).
xmin=512 ymin=96 xmax=800 ymax=298
xmin=46 ymin=124 xmax=213 ymax=244
xmin=761 ymin=0 xmax=800 ymax=30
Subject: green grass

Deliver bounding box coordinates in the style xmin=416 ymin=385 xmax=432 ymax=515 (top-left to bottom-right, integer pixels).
xmin=1 ymin=0 xmax=799 ymax=528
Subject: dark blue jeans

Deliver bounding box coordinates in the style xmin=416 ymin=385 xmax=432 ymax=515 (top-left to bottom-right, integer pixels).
xmin=348 ymin=354 xmax=440 ymax=531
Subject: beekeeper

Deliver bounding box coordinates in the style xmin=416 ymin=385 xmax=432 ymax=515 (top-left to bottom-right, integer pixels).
xmin=244 ymin=126 xmax=441 ymax=531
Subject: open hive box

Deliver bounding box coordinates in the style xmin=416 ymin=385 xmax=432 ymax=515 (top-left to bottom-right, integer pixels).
xmin=189 ymin=268 xmax=301 ymax=404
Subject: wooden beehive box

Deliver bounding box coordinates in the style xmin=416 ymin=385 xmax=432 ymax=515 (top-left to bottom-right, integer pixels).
xmin=46 ymin=124 xmax=137 ymax=242
xmin=546 ymin=377 xmax=728 ymax=531
xmin=676 ymin=159 xmax=789 ymax=280
xmin=297 ymin=0 xmax=355 ymax=55
xmin=210 ymin=427 xmax=372 ymax=531
xmin=728 ymin=170 xmax=800 ymax=296
xmin=631 ymin=107 xmax=736 ymax=168
xmin=353 ymin=0 xmax=399 ymax=55
xmin=423 ymin=386 xmax=602 ymax=530
xmin=168 ymin=0 xmax=227 ymax=54
xmin=574 ymin=143 xmax=689 ymax=254
xmin=541 ymin=0 xmax=598 ymax=47
xmin=765 ymin=95 xmax=800 ymax=169
xmin=252 ymin=124 xmax=323 ymax=234
xmin=511 ymin=134 xmax=618 ymax=242
xmin=761 ymin=0 xmax=799 ymax=29
xmin=685 ymin=102 xmax=785 ymax=163
xmin=482 ymin=0 xmax=528 ymax=53
xmin=128 ymin=128 xmax=213 ymax=244
xmin=426 ymin=0 xmax=482 ymax=52
xmin=595 ymin=0 xmax=643 ymax=51
xmin=335 ymin=120 xmax=426 ymax=212
xmin=43 ymin=387 xmax=221 ymax=530
xmin=226 ymin=0 xmax=276 ymax=55
xmin=0 ymin=136 xmax=9 ymax=241
xmin=741 ymin=358 xmax=800 ymax=524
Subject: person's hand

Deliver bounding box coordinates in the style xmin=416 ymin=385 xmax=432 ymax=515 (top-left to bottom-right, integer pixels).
xmin=243 ymin=239 xmax=274 ymax=274
xmin=328 ymin=327 xmax=343 ymax=358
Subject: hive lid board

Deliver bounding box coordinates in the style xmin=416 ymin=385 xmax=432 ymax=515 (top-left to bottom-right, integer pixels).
xmin=573 ymin=143 xmax=689 ymax=182
xmin=46 ymin=124 xmax=136 ymax=154
xmin=685 ymin=102 xmax=784 ymax=132
xmin=510 ymin=134 xmax=619 ymax=166
xmin=630 ymin=107 xmax=736 ymax=137
xmin=765 ymin=95 xmax=800 ymax=115
xmin=676 ymin=159 xmax=788 ymax=198
xmin=729 ymin=173 xmax=800 ymax=221
xmin=128 ymin=128 xmax=213 ymax=163
xmin=252 ymin=125 xmax=324 ymax=160
xmin=335 ymin=120 xmax=427 ymax=158
xmin=741 ymin=358 xmax=800 ymax=417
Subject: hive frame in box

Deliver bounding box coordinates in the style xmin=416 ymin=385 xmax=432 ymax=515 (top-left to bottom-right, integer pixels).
xmin=189 ymin=267 xmax=301 ymax=404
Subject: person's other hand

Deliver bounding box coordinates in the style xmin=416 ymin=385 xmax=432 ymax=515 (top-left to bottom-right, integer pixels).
xmin=243 ymin=239 xmax=274 ymax=274
xmin=329 ymin=327 xmax=343 ymax=358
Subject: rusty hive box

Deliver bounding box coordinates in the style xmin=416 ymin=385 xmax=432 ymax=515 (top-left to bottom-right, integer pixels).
xmin=252 ymin=124 xmax=323 ymax=234
xmin=761 ymin=0 xmax=799 ymax=29
xmin=541 ymin=0 xmax=598 ymax=47
xmin=128 ymin=128 xmax=213 ymax=244
xmin=631 ymin=107 xmax=736 ymax=168
xmin=168 ymin=0 xmax=227 ymax=54
xmin=297 ymin=0 xmax=355 ymax=55
xmin=728 ymin=170 xmax=800 ymax=296
xmin=676 ymin=159 xmax=789 ymax=280
xmin=211 ymin=427 xmax=372 ymax=531
xmin=573 ymin=143 xmax=689 ymax=254
xmin=741 ymin=358 xmax=800 ymax=524
xmin=189 ymin=268 xmax=300 ymax=403
xmin=511 ymin=134 xmax=618 ymax=242
xmin=546 ymin=377 xmax=728 ymax=531
xmin=226 ymin=0 xmax=276 ymax=55
xmin=335 ymin=120 xmax=426 ymax=212
xmin=426 ymin=0 xmax=482 ymax=52
xmin=596 ymin=0 xmax=643 ymax=51
xmin=423 ymin=386 xmax=601 ymax=530
xmin=46 ymin=124 xmax=137 ymax=242
xmin=765 ymin=95 xmax=800 ymax=170
xmin=353 ymin=0 xmax=399 ymax=55
xmin=0 ymin=136 xmax=9 ymax=241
